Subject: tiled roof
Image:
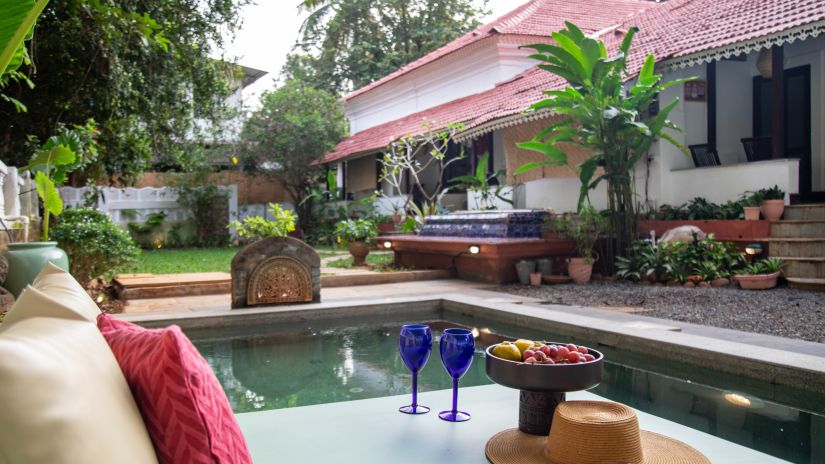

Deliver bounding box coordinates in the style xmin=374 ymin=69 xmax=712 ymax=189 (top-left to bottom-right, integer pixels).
xmin=608 ymin=0 xmax=825 ymax=71
xmin=325 ymin=67 xmax=560 ymax=163
xmin=327 ymin=0 xmax=825 ymax=163
xmin=344 ymin=0 xmax=652 ymax=101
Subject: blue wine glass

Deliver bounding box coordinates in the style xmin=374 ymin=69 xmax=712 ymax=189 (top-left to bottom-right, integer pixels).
xmin=398 ymin=324 xmax=433 ymax=414
xmin=438 ymin=328 xmax=474 ymax=422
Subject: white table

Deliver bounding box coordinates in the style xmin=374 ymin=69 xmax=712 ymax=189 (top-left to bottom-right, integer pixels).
xmin=236 ymin=384 xmax=788 ymax=463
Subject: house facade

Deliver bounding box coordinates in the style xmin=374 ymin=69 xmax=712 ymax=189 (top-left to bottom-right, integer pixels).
xmin=324 ymin=0 xmax=825 ymax=215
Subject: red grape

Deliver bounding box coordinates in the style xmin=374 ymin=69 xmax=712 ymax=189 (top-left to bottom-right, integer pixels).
xmin=577 ymin=346 xmax=588 ymax=354
xmin=523 ymin=349 xmax=536 ymax=361
xmin=584 ymin=354 xmax=595 ymax=362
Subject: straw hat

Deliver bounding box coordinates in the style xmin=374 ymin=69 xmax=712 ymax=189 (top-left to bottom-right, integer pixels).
xmin=486 ymin=401 xmax=710 ymax=464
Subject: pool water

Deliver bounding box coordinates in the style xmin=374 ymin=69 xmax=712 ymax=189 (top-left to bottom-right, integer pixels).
xmin=191 ymin=319 xmax=825 ymax=464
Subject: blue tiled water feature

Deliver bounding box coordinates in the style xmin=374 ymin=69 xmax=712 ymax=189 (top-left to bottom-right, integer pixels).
xmin=418 ymin=210 xmax=550 ymax=239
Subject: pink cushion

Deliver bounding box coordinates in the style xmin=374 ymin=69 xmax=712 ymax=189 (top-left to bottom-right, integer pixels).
xmin=98 ymin=314 xmax=252 ymax=464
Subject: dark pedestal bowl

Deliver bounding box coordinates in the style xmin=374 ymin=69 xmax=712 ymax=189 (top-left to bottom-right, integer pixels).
xmin=485 ymin=344 xmax=603 ymax=436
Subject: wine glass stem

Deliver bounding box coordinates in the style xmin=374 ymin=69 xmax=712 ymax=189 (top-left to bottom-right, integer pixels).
xmin=411 ymin=371 xmax=418 ymax=409
xmin=451 ymin=377 xmax=459 ymax=413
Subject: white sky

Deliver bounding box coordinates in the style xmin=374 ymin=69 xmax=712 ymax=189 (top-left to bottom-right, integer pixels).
xmin=220 ymin=0 xmax=519 ymax=108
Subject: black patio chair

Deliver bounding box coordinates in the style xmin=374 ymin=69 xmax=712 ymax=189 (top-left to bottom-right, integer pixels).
xmin=688 ymin=144 xmax=721 ymax=167
xmin=741 ymin=136 xmax=772 ymax=162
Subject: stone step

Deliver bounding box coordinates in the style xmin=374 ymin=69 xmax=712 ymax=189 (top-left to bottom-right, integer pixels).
xmin=784 ymin=204 xmax=825 ymax=220
xmin=773 ymin=257 xmax=825 ymax=279
xmin=786 ymin=277 xmax=825 ymax=292
xmin=765 ymin=238 xmax=825 ymax=258
xmin=771 ymin=220 xmax=825 ymax=238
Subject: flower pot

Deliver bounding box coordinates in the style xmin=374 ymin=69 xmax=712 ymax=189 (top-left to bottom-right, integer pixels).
xmin=377 ymin=222 xmax=395 ymax=234
xmin=1 ymin=242 xmax=70 ymax=298
xmin=348 ymin=241 xmax=370 ymax=267
xmin=760 ymin=200 xmax=784 ymax=222
xmin=514 ymin=260 xmax=536 ymax=285
xmin=743 ymin=206 xmax=761 ymax=221
xmin=529 ymin=272 xmax=542 ymax=286
xmin=391 ymin=214 xmax=402 ymax=225
xmin=536 ymin=258 xmax=552 ymax=275
xmin=734 ymin=272 xmax=780 ymax=290
xmin=567 ymin=257 xmax=594 ymax=284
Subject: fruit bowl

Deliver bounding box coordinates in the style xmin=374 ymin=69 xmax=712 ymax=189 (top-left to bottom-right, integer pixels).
xmin=485 ymin=344 xmax=603 ymax=392
xmin=484 ymin=342 xmax=604 ymax=436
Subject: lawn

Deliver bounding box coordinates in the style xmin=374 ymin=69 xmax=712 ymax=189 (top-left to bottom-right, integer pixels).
xmin=121 ymin=245 xmax=343 ymax=275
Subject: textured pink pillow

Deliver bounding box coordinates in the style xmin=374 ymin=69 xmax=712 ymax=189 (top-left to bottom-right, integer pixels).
xmin=98 ymin=314 xmax=252 ymax=464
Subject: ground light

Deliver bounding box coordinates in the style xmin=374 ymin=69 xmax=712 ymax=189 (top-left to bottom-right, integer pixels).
xmin=745 ymin=243 xmax=764 ymax=256
xmin=468 ymin=245 xmax=480 ymax=254
xmin=383 ymin=241 xmax=393 ymax=249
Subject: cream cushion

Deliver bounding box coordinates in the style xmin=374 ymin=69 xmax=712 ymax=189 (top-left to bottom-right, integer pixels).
xmin=0 ymin=268 xmax=158 ymax=463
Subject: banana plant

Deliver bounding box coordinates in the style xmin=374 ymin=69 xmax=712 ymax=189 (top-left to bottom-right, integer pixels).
xmin=515 ymin=21 xmax=693 ymax=259
xmin=25 ymin=137 xmax=79 ymax=241
xmin=1 ymin=0 xmax=50 ymax=78
xmin=449 ymin=153 xmax=514 ymax=210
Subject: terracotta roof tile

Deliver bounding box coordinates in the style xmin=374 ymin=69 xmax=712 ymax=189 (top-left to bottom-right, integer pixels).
xmin=327 ymin=0 xmax=825 ymax=163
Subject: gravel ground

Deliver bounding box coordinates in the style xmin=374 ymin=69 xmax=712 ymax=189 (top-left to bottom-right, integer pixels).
xmin=494 ymin=281 xmax=825 ymax=344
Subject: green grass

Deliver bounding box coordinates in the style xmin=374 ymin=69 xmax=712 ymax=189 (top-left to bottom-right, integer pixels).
xmin=121 ymin=245 xmax=345 ymax=275
xmin=326 ymin=252 xmax=393 ymax=269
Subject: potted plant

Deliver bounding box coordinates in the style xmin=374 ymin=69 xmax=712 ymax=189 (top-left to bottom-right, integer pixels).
xmin=759 ymin=185 xmax=785 ymax=221
xmin=554 ymin=205 xmax=608 ymax=284
xmin=741 ymin=191 xmax=762 ymax=221
xmin=1 ymin=124 xmax=98 ymax=297
xmin=334 ymin=218 xmax=379 ymax=266
xmin=734 ymin=258 xmax=783 ymax=290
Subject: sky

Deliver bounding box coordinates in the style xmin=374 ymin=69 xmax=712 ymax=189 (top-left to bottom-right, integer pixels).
xmin=220 ymin=0 xmax=519 ymax=108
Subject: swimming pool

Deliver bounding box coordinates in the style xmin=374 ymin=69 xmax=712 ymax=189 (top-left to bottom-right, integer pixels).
xmin=190 ymin=315 xmax=825 ymax=464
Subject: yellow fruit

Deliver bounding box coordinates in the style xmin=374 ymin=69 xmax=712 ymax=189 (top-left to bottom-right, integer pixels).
xmin=492 ymin=341 xmax=523 ymax=361
xmin=514 ymin=339 xmax=535 ymax=354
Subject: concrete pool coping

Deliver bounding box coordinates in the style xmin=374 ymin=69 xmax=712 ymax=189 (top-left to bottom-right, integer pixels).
xmin=235 ymin=384 xmax=788 ymax=463
xmin=121 ymin=287 xmax=825 ymax=395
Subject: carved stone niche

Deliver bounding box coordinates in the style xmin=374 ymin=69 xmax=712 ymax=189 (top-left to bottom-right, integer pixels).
xmin=231 ymin=237 xmax=320 ymax=309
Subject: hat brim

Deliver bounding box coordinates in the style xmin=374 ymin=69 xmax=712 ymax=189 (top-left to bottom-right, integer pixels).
xmin=485 ymin=428 xmax=710 ymax=464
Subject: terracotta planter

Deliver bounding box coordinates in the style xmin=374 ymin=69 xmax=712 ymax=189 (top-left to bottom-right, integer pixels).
xmin=529 ymin=272 xmax=542 ymax=286
xmin=567 ymin=257 xmax=594 ymax=284
xmin=734 ymin=271 xmax=780 ymax=290
xmin=760 ymin=200 xmax=784 ymax=222
xmin=348 ymin=241 xmax=370 ymax=266
xmin=743 ymin=206 xmax=761 ymax=221
xmin=377 ymin=222 xmax=395 ymax=234
xmin=391 ymin=214 xmax=402 ymax=225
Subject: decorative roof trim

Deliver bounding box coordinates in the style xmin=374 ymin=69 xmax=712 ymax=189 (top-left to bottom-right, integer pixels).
xmin=455 ymin=109 xmax=553 ymax=142
xmin=663 ymin=19 xmax=825 ymax=70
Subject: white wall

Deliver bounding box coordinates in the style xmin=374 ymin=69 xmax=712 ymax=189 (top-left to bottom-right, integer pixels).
xmin=668 ymin=159 xmax=799 ymax=205
xmin=60 ymin=186 xmax=240 ymax=238
xmin=345 ymin=36 xmax=540 ymax=134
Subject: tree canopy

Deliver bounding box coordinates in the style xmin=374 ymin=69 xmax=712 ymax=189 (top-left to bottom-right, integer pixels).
xmin=285 ymin=0 xmax=489 ymax=92
xmin=0 ymin=0 xmax=249 ymax=184
xmin=238 ymin=79 xmax=348 ymax=233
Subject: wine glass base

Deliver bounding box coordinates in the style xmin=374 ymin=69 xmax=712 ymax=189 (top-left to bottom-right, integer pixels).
xmin=399 ymin=405 xmax=430 ymax=415
xmin=439 ymin=410 xmax=471 ymax=422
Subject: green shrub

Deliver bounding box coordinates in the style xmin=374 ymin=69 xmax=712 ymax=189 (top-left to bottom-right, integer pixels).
xmin=229 ymin=203 xmax=297 ymax=241
xmin=741 ymin=258 xmax=784 ymax=275
xmin=616 ymin=235 xmax=745 ymax=283
xmin=52 ymin=208 xmax=140 ymax=283
xmin=553 ymin=205 xmax=609 ymax=264
xmin=334 ymin=218 xmax=378 ymax=246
